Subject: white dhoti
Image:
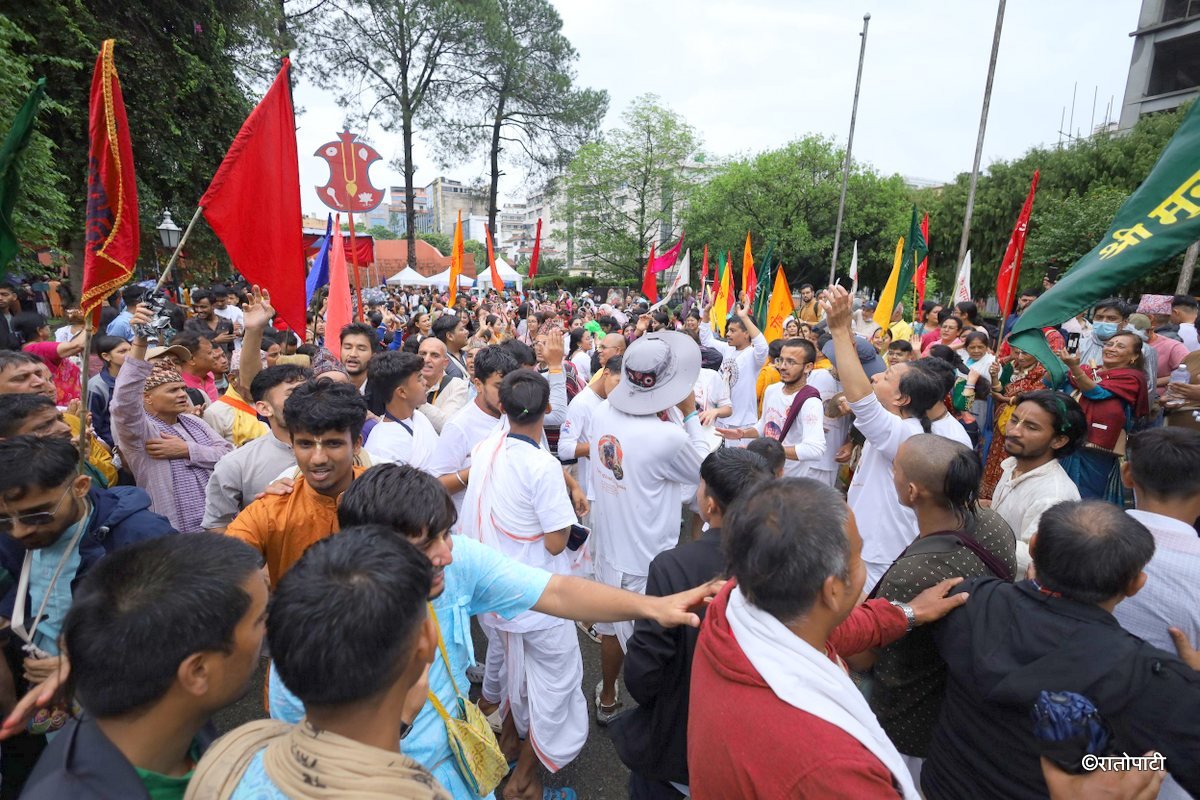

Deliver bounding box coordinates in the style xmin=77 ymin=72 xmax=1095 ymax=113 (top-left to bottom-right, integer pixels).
xmin=479 ymin=614 xmax=506 ymax=705
xmin=591 ymin=557 xmax=647 ymax=652
xmin=498 ymin=619 xmax=588 ymax=772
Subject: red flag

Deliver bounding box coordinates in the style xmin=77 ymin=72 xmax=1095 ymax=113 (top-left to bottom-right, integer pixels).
xmin=996 ymin=170 xmax=1040 ymax=319
xmin=325 ymin=214 xmax=352 ymax=342
xmin=484 ymin=223 xmax=503 ymax=291
xmin=915 ymin=212 xmax=929 ymax=309
xmin=200 ymin=59 xmax=306 ymax=334
xmin=82 ymin=40 xmax=139 ymax=328
xmin=641 ymin=244 xmax=658 ymax=303
xmin=650 ymin=229 xmax=684 ymax=273
xmin=528 ymin=218 xmax=542 ymax=280
xmin=701 ymin=244 xmax=709 ymax=285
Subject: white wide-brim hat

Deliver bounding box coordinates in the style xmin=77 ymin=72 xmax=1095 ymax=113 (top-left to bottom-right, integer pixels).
xmin=608 ymin=330 xmax=702 ymax=415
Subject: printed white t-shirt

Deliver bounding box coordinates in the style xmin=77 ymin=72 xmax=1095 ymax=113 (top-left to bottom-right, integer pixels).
xmin=756 ymin=382 xmax=826 ymax=479
xmin=589 ymin=402 xmax=709 ymax=576
xmin=698 ymin=326 xmax=768 ymax=428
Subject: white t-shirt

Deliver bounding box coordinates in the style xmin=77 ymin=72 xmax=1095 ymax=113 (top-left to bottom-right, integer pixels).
xmin=694 ymin=368 xmax=731 ymax=414
xmin=807 ymin=368 xmax=849 ymax=476
xmin=847 ymin=393 xmax=971 ymax=567
xmin=756 ymin=383 xmax=826 ymax=479
xmin=558 ymin=387 xmax=603 ymax=498
xmin=427 ymin=401 xmax=503 ymax=519
xmin=589 ymin=401 xmax=709 ymax=576
xmin=570 ymin=350 xmax=593 ymax=381
xmin=699 ymin=326 xmax=769 ymax=428
xmin=363 ymin=409 xmax=439 ymax=472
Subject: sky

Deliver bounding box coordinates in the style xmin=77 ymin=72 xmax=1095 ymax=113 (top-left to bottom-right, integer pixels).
xmin=292 ymin=0 xmax=1139 ymax=218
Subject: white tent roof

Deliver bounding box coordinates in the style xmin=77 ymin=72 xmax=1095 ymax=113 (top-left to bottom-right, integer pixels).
xmin=385 ymin=266 xmax=429 ymax=286
xmin=474 ymin=257 xmax=523 ymax=286
xmin=428 ymin=268 xmax=475 ymax=288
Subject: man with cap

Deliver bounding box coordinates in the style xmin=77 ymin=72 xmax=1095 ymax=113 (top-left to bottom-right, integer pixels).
xmin=588 ymin=330 xmax=710 ymax=725
xmin=697 ymin=301 xmax=768 ymax=442
xmin=110 ymin=304 xmax=232 ymax=532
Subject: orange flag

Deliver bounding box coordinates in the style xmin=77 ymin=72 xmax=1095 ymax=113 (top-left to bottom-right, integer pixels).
xmin=449 ymin=210 xmax=464 ymax=305
xmin=484 ymin=223 xmax=503 ymax=291
xmin=765 ymin=265 xmax=795 ymax=340
xmin=741 ymin=231 xmax=756 ymax=302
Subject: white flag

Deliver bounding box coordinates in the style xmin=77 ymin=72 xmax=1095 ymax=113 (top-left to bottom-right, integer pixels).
xmin=849 ymin=241 xmax=859 ymax=295
xmin=953 ymin=250 xmax=973 ymax=303
xmin=650 ymin=249 xmax=690 ymax=311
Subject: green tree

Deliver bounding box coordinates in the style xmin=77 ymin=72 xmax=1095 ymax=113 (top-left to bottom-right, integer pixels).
xmin=302 ymin=0 xmax=473 ymax=270
xmin=434 ymin=0 xmax=607 ymax=238
xmin=684 ymin=136 xmax=912 ymax=292
xmin=7 ymin=0 xmax=281 ymax=287
xmin=562 ymin=95 xmax=699 ymax=283
xmin=366 ymin=224 xmax=397 ymax=240
xmin=918 ymin=102 xmax=1190 ymax=299
xmin=0 ymin=17 xmax=73 ymax=271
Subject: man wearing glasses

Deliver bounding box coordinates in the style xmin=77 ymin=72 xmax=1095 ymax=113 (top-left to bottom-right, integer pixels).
xmin=0 ymin=435 xmax=174 ymax=793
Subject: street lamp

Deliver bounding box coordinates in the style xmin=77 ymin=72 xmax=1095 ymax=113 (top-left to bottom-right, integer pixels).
xmin=157 ymin=210 xmax=182 ymax=250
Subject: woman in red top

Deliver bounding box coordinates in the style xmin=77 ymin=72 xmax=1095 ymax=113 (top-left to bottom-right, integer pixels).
xmin=921 ymin=315 xmax=964 ymax=357
xmin=14 ymin=312 xmax=84 ymax=406
xmin=1058 ymin=331 xmax=1149 ymax=503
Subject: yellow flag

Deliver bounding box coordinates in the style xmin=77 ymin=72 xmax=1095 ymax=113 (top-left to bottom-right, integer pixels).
xmin=449 ymin=210 xmax=464 ymax=306
xmin=714 ymin=256 xmax=733 ymax=337
xmin=873 ymin=236 xmax=905 ymax=332
xmin=765 ymin=266 xmax=795 ymax=340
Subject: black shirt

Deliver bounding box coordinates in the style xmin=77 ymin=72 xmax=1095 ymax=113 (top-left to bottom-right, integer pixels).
xmin=610 ymin=526 xmax=724 ymax=785
xmin=923 ymin=577 xmax=1200 ymax=799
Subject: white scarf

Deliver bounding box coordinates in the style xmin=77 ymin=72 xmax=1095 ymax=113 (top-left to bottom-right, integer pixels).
xmin=725 ymin=587 xmax=919 ymax=799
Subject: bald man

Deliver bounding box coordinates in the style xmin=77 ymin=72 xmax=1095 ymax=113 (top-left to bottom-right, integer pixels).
xmin=417 ymin=336 xmax=468 ymax=433
xmin=590 ymin=333 xmax=627 ymax=385
xmin=867 ymin=434 xmax=1017 ymax=785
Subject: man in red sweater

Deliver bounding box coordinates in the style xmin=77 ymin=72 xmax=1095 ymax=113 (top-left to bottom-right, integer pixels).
xmin=688 ymin=478 xmax=968 ymax=799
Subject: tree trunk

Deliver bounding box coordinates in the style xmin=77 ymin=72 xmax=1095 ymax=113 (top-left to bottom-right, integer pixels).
xmin=487 ymin=92 xmax=506 ymax=243
xmin=403 ymin=110 xmax=417 ymax=270
xmin=1178 ymin=240 xmax=1199 ymax=295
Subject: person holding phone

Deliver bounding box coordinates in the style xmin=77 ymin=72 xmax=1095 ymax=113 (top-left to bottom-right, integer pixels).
xmin=458 ymin=370 xmax=586 ymax=800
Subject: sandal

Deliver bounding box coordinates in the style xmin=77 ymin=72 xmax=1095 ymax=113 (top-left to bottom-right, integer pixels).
xmin=543 ymin=789 xmax=577 ymax=800
xmin=576 ymin=621 xmax=602 ymax=644
xmin=593 ymin=680 xmax=622 ymax=726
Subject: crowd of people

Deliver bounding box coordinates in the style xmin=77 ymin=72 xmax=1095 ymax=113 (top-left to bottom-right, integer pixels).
xmin=0 ymin=271 xmax=1198 ymax=800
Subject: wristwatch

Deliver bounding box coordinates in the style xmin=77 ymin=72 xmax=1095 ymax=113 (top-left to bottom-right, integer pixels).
xmin=889 ymin=600 xmax=917 ymax=632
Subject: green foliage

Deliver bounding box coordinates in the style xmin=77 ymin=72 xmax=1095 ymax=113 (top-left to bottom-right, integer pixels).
xmin=418 ymin=231 xmax=451 ymax=253
xmin=0 ymin=17 xmax=73 ymax=271
xmin=684 ymin=135 xmax=912 ymax=292
xmin=919 ymin=102 xmax=1191 ymax=298
xmin=5 ymin=0 xmax=283 ymax=285
xmin=562 ymin=94 xmax=700 ymax=284
xmin=366 ymin=224 xmax=397 ymax=240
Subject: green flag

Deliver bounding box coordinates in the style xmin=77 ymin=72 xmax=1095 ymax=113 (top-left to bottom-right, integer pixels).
xmin=1012 ymin=100 xmax=1200 ymax=385
xmin=0 ymin=79 xmax=46 ymax=275
xmin=752 ymin=242 xmax=774 ymax=328
xmin=893 ymin=204 xmax=927 ymax=318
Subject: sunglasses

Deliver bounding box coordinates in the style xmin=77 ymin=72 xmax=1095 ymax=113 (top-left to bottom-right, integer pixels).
xmin=0 ymin=485 xmax=74 ymax=533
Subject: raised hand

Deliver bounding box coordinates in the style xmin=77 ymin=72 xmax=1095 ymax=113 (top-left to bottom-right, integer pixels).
xmin=820 ymin=285 xmax=853 ymax=332
xmin=243 ymin=285 xmax=275 ymax=331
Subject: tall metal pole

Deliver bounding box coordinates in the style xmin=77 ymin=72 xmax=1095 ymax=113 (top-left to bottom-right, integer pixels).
xmin=958 ymin=0 xmax=1006 ymax=267
xmin=829 ymin=12 xmax=871 ymax=287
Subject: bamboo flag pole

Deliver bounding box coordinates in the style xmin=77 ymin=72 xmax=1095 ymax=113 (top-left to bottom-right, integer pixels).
xmin=154 ymin=205 xmax=205 ymax=293
xmin=76 ymin=319 xmax=93 ymax=470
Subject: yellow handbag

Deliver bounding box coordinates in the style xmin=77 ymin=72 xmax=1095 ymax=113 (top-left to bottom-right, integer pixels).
xmin=426 ymin=604 xmax=508 ymax=797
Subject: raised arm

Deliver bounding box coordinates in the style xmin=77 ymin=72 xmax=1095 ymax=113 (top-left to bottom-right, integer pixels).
xmin=821 ymin=286 xmax=873 ymax=402
xmin=237 ymin=285 xmax=274 ymax=397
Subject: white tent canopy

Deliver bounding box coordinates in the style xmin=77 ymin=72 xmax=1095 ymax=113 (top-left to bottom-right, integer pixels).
xmin=473 ymin=257 xmax=524 ymax=292
xmin=428 ymin=268 xmax=475 ymax=288
xmin=385 ymin=266 xmax=429 ymax=286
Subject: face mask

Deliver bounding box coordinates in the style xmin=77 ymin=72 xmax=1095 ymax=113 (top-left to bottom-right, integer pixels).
xmin=1092 ymin=321 xmax=1119 ymax=341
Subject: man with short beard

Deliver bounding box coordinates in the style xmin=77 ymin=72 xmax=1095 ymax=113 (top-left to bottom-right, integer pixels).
xmin=338 ymin=322 xmax=377 ymax=397
xmin=417 ymin=337 xmax=468 ymax=433
xmin=698 ymin=302 xmax=768 ymax=436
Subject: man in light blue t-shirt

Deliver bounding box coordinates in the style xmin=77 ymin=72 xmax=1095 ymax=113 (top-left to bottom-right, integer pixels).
xmin=269 ymin=463 xmax=718 ymax=800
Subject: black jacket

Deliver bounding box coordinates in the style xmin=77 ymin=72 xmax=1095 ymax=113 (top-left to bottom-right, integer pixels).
xmin=610 ymin=527 xmax=723 ymax=785
xmin=924 ymin=577 xmax=1200 ymax=799
xmin=20 ymin=715 xmax=215 ymax=799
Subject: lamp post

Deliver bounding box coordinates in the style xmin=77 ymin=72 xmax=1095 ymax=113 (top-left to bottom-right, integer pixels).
xmin=157 ymin=210 xmax=182 ymax=249
xmin=153 ymin=206 xmax=204 ymax=293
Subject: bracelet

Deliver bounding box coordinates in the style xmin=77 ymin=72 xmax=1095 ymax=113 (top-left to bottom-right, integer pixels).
xmin=683 ymin=410 xmax=698 ymax=423
xmin=455 ymin=471 xmax=467 ymax=488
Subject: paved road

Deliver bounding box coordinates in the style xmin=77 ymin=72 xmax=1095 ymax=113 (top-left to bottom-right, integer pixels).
xmin=214 ymin=623 xmax=634 ymax=799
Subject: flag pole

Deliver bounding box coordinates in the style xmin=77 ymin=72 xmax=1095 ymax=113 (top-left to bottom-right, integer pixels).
xmin=830 ymin=12 xmax=871 ymax=287
xmin=347 ymin=211 xmax=365 ymax=321
xmin=154 ymin=205 xmax=205 ymax=294
xmin=957 ymin=0 xmax=1006 ymax=267
xmin=77 ymin=319 xmax=93 ymax=470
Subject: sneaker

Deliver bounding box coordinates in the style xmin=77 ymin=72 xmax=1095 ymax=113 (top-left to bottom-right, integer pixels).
xmin=594 ymin=680 xmax=622 ymax=727
xmin=466 ymin=662 xmax=485 ymax=684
